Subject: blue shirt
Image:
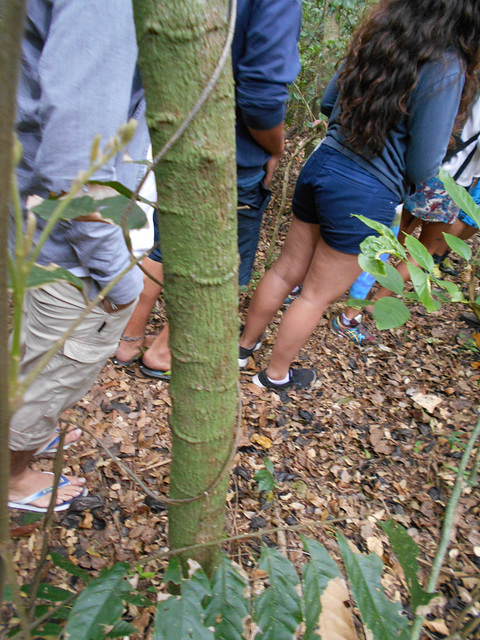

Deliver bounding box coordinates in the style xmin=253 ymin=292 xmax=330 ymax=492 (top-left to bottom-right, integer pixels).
xmin=232 ymin=0 xmax=302 ymax=186
xmin=16 ymin=0 xmax=147 ymax=304
xmin=321 ymin=52 xmax=465 ymax=200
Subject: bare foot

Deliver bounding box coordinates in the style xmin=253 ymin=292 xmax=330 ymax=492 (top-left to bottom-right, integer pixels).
xmin=141 ymin=347 xmax=171 ymax=373
xmin=9 ymin=468 xmax=86 ymax=510
xmin=114 ymin=334 xmax=146 ymax=364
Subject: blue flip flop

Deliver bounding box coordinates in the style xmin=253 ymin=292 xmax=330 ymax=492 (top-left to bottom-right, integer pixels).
xmin=139 ymin=359 xmax=171 ymax=381
xmin=34 ymin=427 xmax=81 ymax=456
xmin=8 ymin=473 xmax=87 ymax=513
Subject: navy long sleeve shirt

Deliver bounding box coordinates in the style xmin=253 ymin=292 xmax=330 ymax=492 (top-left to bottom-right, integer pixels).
xmin=233 ymin=0 xmax=302 ymax=187
xmin=321 ymin=52 xmax=465 ymax=200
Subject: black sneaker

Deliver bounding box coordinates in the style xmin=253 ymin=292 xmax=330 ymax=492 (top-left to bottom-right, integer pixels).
xmin=239 ymin=339 xmax=262 ymax=368
xmin=239 ymin=325 xmax=262 ymax=367
xmin=252 ymin=368 xmax=316 ymax=391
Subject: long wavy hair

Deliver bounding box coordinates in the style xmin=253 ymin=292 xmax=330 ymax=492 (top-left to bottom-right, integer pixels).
xmin=338 ymin=0 xmax=480 ymax=155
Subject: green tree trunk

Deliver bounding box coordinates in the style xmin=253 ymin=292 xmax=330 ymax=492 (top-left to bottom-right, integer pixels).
xmin=0 ymin=0 xmax=27 ymax=604
xmin=132 ymin=0 xmax=238 ymax=574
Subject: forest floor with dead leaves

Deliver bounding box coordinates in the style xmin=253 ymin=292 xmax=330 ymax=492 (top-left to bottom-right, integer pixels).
xmin=6 ymin=143 xmax=480 ymax=639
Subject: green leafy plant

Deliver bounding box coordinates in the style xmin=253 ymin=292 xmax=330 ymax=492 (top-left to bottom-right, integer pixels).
xmin=351 ymin=169 xmax=480 ymax=330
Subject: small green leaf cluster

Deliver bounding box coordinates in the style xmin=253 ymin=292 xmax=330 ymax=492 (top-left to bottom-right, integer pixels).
xmin=353 ymin=175 xmax=480 ymax=330
xmin=253 ymin=458 xmax=278 ymax=494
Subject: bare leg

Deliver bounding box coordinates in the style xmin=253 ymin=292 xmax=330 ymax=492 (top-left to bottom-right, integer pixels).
xmin=240 ymin=218 xmax=320 ymax=350
xmin=266 ymin=237 xmax=363 ymax=380
xmin=450 ymin=218 xmax=477 ymax=241
xmin=9 ymin=450 xmax=85 ymax=509
xmin=114 ymin=257 xmax=163 ymax=362
xmin=141 ymin=323 xmax=171 ymax=372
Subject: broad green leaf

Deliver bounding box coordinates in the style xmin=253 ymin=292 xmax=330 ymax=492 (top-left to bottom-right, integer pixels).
xmin=373 ymin=263 xmax=405 ymax=295
xmin=337 ymin=534 xmax=410 ymax=640
xmin=439 ymin=168 xmax=480 ymax=229
xmin=8 ymin=263 xmax=84 ymax=292
xmin=35 ymin=622 xmax=64 ymax=638
xmin=33 ymin=195 xmax=147 ymax=229
xmin=407 ymin=264 xmax=438 ymax=312
xmin=301 ymin=537 xmax=350 ymax=640
xmin=105 ymin=620 xmax=140 ymax=637
xmin=404 ymin=236 xmax=434 ymax=273
xmin=34 ymin=603 xmax=70 ymax=620
xmin=64 ymin=563 xmax=129 ymax=640
xmin=122 ymin=590 xmax=152 ymax=607
xmin=22 ymin=583 xmax=73 ymax=602
xmin=182 ymin=564 xmax=212 ymax=610
xmin=254 ymin=459 xmax=276 ymax=493
xmin=253 ymin=547 xmax=303 ymax=639
xmin=354 ymin=215 xmax=397 ymax=241
xmin=3 ymin=584 xmax=12 ymax=602
xmin=88 ymin=179 xmax=156 ymax=208
xmin=204 ymin=555 xmax=249 ymax=640
xmin=380 ymin=520 xmax=436 ymax=613
xmin=442 ymin=233 xmax=472 ymax=262
xmin=34 ymin=196 xmax=99 ymax=220
xmin=49 ymin=552 xmax=90 ymax=583
xmin=356 ymin=215 xmax=406 ymax=259
xmin=434 ymin=279 xmax=466 ymax=303
xmin=345 ymin=298 xmax=373 ymax=309
xmin=163 ymin=556 xmax=183 ymax=586
xmin=154 ymin=596 xmax=214 ymax=640
xmin=372 ymin=297 xmax=410 ymax=330
xmin=95 ymin=195 xmax=147 ymax=229
xmin=358 ymin=254 xmax=387 ymax=279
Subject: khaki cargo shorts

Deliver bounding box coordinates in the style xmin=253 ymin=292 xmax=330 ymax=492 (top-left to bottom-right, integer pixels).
xmin=9 ymin=279 xmax=137 ymax=451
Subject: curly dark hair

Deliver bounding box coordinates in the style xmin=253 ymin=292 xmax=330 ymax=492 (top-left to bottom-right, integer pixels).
xmin=338 ymin=0 xmax=480 ymax=155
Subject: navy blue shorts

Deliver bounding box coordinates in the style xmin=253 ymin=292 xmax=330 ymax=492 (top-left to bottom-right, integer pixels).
xmin=292 ymin=145 xmax=399 ymax=254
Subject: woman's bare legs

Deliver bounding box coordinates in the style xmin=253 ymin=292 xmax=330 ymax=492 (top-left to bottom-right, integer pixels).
xmin=240 ymin=218 xmax=320 ymax=350
xmin=241 ymin=216 xmax=363 ymax=381
xmin=265 ymin=237 xmax=363 ymax=380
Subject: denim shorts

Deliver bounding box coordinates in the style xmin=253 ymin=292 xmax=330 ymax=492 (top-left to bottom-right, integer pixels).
xmin=292 ymin=145 xmax=399 ymax=254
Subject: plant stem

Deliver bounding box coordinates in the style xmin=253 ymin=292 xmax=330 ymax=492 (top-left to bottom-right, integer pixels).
xmin=26 ymin=430 xmax=67 ymax=617
xmin=1 ymin=545 xmax=32 ymax=640
xmin=0 ymin=0 xmax=27 ymax=608
xmin=410 ymin=416 xmax=480 ymax=640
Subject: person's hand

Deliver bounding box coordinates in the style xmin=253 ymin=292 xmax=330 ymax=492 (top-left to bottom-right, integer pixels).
xmin=263 ymin=153 xmax=282 ymax=188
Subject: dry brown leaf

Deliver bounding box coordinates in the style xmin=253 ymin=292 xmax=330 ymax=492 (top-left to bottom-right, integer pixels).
xmin=423 ymin=618 xmax=449 ymax=635
xmin=369 ymin=428 xmax=395 ymax=455
xmin=246 ymin=383 xmax=266 ymax=397
xmin=79 ymin=512 xmax=93 ymax=529
xmin=366 ymin=536 xmax=384 ymax=558
xmin=411 ymin=392 xmax=442 ymax=414
xmin=318 ymin=576 xmax=356 ymax=640
xmin=250 ymin=434 xmax=272 ymax=450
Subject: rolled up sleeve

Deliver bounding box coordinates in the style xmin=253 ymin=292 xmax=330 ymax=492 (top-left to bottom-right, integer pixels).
xmin=235 ymin=0 xmax=301 ymax=131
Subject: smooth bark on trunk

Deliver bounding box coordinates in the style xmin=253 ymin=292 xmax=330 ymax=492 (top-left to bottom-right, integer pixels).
xmin=0 ymin=0 xmax=27 ymax=604
xmin=132 ymin=0 xmax=237 ymax=573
